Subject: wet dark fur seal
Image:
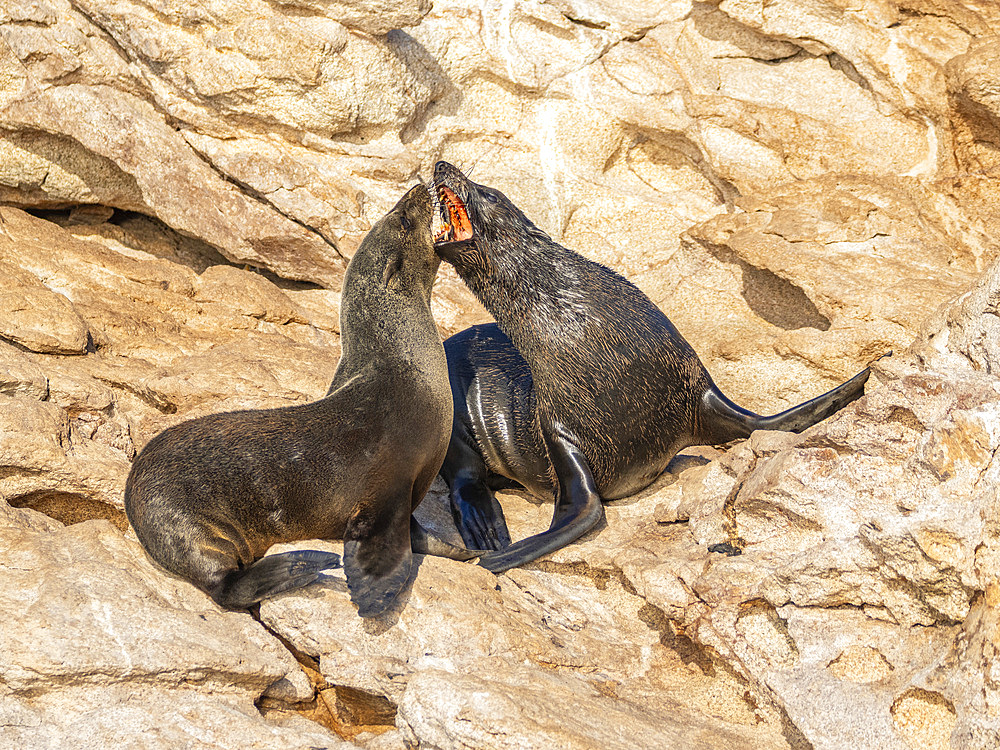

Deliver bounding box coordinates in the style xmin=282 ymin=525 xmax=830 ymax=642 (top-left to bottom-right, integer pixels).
xmin=125 ymin=185 xmax=472 ymax=617
xmin=432 ymin=161 xmax=872 ymax=572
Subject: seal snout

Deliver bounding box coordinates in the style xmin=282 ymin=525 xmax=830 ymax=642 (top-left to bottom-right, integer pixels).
xmin=397 ymin=183 xmax=434 ymax=225
xmin=432 ymin=161 xmax=475 ymax=244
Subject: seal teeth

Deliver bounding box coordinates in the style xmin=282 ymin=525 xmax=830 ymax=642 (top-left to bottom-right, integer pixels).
xmin=436 ymin=186 xmax=473 ymax=243
xmin=431 ymin=184 xmax=450 ymax=241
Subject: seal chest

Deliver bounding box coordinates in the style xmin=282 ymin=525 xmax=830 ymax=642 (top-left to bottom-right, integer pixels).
xmin=124 ymin=185 xmax=466 ymax=617
xmin=432 ymin=161 xmax=873 ymax=572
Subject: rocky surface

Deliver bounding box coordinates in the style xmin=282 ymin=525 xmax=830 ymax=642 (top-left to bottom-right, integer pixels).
xmin=1 ymin=1 xmax=999 ymax=748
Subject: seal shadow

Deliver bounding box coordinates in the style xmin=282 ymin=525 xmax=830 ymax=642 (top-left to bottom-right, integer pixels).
xmin=386 ymin=30 xmax=462 ymax=144
xmin=282 ymin=557 xmax=419 ymax=633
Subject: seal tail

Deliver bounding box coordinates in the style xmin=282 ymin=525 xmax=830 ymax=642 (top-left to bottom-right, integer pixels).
xmin=213 ymin=550 xmax=342 ymax=609
xmin=697 ymin=366 xmax=871 ymax=444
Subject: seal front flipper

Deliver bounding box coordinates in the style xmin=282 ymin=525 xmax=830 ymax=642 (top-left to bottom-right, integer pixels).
xmin=478 ymin=422 xmax=604 ymax=574
xmin=344 ymin=503 xmax=414 ymax=618
xmin=214 ymin=550 xmax=342 ymax=609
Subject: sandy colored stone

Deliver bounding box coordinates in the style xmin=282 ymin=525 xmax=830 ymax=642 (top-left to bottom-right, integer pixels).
xmin=397 ymin=668 xmax=770 ymax=750
xmin=194 ymin=265 xmax=309 ymax=325
xmin=914 ymin=255 xmax=1000 ymax=377
xmin=262 ymin=543 xmax=800 ymax=750
xmin=0 ymin=518 xmax=350 ymax=749
xmin=947 ymin=35 xmax=1000 ymax=162
xmin=1 ymin=0 xmax=1000 ymax=747
xmin=0 ymin=341 xmax=48 ymax=398
xmin=891 ymin=689 xmax=957 ymax=750
xmin=1 ymin=686 xmax=353 ymax=750
xmin=674 ymin=177 xmax=988 ymax=410
xmin=0 ymin=283 xmax=89 ymax=354
xmin=828 ymin=645 xmax=895 ymax=684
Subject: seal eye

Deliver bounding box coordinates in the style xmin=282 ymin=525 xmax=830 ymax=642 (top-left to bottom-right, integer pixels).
xmin=483 ymin=191 xmax=498 ymax=205
xmin=400 ymin=214 xmax=412 ymax=232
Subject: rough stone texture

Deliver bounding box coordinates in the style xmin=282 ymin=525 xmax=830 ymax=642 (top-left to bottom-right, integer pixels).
xmin=0 ymin=509 xmax=352 ymax=749
xmin=1 ymin=0 xmax=1000 ymax=748
xmin=261 ymin=539 xmax=801 ymax=750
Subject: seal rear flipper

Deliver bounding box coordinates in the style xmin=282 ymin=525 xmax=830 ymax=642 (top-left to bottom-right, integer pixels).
xmin=410 ymin=517 xmax=484 ymax=561
xmin=440 ymin=425 xmax=513 ymax=551
xmin=344 ymin=510 xmax=413 ymax=618
xmin=478 ymin=423 xmax=604 ymax=574
xmin=213 ymin=550 xmax=342 ymax=609
xmin=752 ymin=365 xmax=871 ymax=433
xmin=698 ymin=365 xmax=873 ymax=443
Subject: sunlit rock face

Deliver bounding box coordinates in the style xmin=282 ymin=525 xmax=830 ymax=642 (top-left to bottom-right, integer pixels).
xmin=1 ymin=2 xmax=999 ymax=748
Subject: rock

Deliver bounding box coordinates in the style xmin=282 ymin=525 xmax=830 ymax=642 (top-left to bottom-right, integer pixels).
xmin=273 ymin=0 xmax=431 ymax=37
xmin=1 ymin=686 xmax=353 ymax=750
xmin=0 ymin=279 xmax=89 ymax=354
xmin=947 ymin=35 xmax=1000 ymax=162
xmin=0 ymin=517 xmax=351 ymax=749
xmin=1 ymin=0 xmax=1000 ymax=747
xmin=397 ymin=668 xmax=767 ymax=750
xmin=673 ymin=176 xmax=987 ymax=411
xmin=261 ymin=543 xmax=800 ymax=750
xmin=914 ymin=254 xmax=1000 ymax=376
xmin=0 ymin=341 xmax=49 ymax=399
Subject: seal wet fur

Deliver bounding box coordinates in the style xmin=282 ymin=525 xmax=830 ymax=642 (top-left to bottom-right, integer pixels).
xmin=125 ymin=185 xmax=470 ymax=617
xmin=432 ymin=161 xmax=873 ymax=572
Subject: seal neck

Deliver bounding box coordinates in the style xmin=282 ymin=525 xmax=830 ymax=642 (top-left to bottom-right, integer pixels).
xmin=330 ymin=283 xmax=443 ymax=393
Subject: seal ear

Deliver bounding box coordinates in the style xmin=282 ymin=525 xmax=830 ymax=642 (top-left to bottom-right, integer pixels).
xmin=382 ymin=255 xmax=403 ymax=288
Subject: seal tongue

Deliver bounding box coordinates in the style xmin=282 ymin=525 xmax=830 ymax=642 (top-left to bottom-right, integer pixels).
xmin=435 ymin=186 xmax=473 ymax=243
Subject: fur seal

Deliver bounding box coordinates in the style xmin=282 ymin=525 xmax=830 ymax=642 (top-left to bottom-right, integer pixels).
xmin=432 ymin=161 xmax=872 ymax=572
xmin=125 ymin=185 xmax=471 ymax=617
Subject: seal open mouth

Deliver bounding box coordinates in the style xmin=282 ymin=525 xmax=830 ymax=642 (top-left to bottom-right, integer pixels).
xmin=434 ymin=186 xmax=473 ymax=243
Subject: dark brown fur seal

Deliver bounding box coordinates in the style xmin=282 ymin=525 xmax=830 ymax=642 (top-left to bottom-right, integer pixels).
xmin=125 ymin=185 xmax=471 ymax=617
xmin=432 ymin=161 xmax=872 ymax=572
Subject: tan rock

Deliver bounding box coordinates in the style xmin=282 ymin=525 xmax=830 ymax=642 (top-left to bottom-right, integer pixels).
xmin=914 ymin=256 xmax=1000 ymax=376
xmin=0 ymin=395 xmax=129 ymax=515
xmin=947 ymin=35 xmax=1000 ymax=166
xmin=194 ymin=265 xmax=309 ymax=326
xmin=273 ymin=0 xmax=430 ymax=36
xmin=0 ymin=341 xmax=48 ymax=399
xmin=0 ymin=518 xmax=349 ymax=749
xmin=0 ymin=282 xmax=89 ymax=354
xmin=1 ymin=0 xmax=1000 ymax=747
xmin=261 ymin=544 xmax=799 ymax=750
xmin=1 ymin=685 xmax=353 ymax=750
xmin=397 ymin=668 xmax=767 ymax=750
xmin=674 ymin=177 xmax=987 ymax=411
